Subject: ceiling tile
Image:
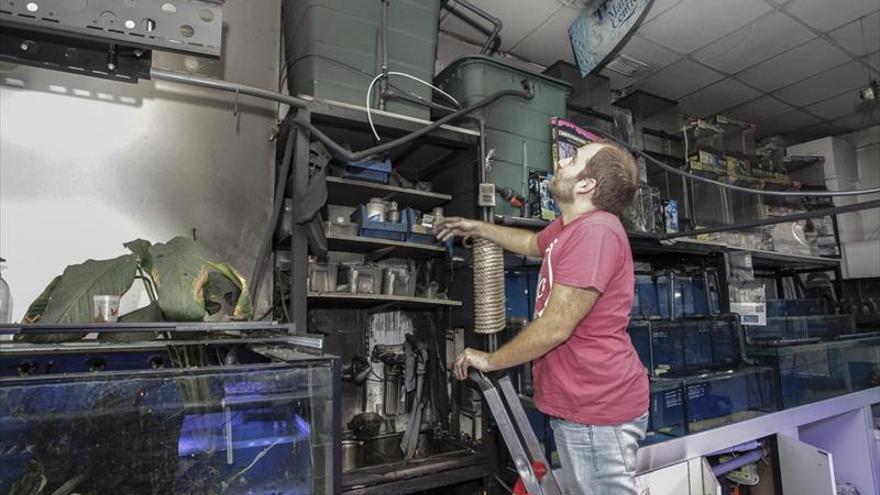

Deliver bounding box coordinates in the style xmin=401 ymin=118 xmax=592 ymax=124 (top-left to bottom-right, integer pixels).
xmin=439 ymin=0 xmax=561 ymax=51
xmin=788 ymin=122 xmax=850 ymax=141
xmin=635 ymin=59 xmax=724 ymax=99
xmin=832 ymin=111 xmax=880 ymax=131
xmin=773 ymin=61 xmax=870 ymax=106
xmin=619 ymin=34 xmax=682 ymax=68
xmin=725 ymin=95 xmax=795 ymax=122
xmin=737 ymin=38 xmax=849 ymax=91
xmin=600 ymin=68 xmax=636 ymax=91
xmin=867 ymin=51 xmax=880 ymax=73
xmin=638 ymin=0 xmax=773 ymax=54
xmin=511 ymin=6 xmax=580 ymax=65
xmin=755 ymin=109 xmax=822 ymax=138
xmin=830 ymin=11 xmax=880 ymax=56
xmin=784 ymin=0 xmax=879 ymax=32
xmin=642 ymin=0 xmax=687 ymax=24
xmin=692 ymin=11 xmax=816 ymax=73
xmin=677 ymin=78 xmax=762 ymax=117
xmin=806 ymin=91 xmax=869 ymax=120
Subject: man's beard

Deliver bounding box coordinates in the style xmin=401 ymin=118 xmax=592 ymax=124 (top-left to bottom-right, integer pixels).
xmin=550 ymin=175 xmax=577 ymax=204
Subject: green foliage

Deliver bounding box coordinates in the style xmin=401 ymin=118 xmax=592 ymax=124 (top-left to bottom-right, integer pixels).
xmin=23 ymin=237 xmax=254 ymax=342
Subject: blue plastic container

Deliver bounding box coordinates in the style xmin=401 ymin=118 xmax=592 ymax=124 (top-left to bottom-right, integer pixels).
xmin=330 ymin=157 xmax=392 ymax=184
xmin=351 ymin=204 xmax=407 ymax=241
xmin=402 ymin=207 xmax=439 ymax=245
xmin=506 ymin=270 xmax=538 ymax=320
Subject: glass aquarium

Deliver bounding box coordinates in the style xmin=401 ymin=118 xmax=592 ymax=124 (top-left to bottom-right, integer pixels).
xmin=0 ymin=328 xmax=340 ymax=495
xmin=642 ymin=378 xmax=686 ymax=446
xmin=683 ymin=367 xmax=777 ymax=433
xmin=748 ymin=337 xmax=880 ymax=408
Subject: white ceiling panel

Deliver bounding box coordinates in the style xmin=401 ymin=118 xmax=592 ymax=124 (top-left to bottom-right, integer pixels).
xmin=789 ymin=122 xmax=850 ymax=141
xmin=725 ymin=95 xmax=795 ymax=122
xmin=737 ymin=38 xmax=849 ymax=91
xmin=635 ymin=59 xmax=724 ymax=99
xmin=755 ymin=109 xmax=822 ymax=138
xmin=638 ymin=0 xmax=773 ymax=54
xmin=806 ymin=91 xmax=869 ymax=120
xmin=511 ymin=5 xmax=581 ymax=65
xmin=832 ymin=111 xmax=880 ymax=131
xmin=830 ymin=11 xmax=880 ymax=56
xmin=692 ymin=11 xmax=816 ymax=74
xmin=439 ymin=0 xmax=562 ymax=51
xmin=677 ymin=78 xmax=762 ymax=117
xmin=868 ymin=51 xmax=880 ymax=71
xmin=642 ymin=0 xmax=686 ymax=24
xmin=772 ymin=61 xmax=870 ymax=106
xmin=619 ymin=34 xmax=682 ymax=68
xmin=784 ymin=0 xmax=879 ymax=32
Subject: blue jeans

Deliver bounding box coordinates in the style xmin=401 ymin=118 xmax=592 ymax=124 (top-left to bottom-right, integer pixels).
xmin=550 ymin=411 xmax=649 ymax=495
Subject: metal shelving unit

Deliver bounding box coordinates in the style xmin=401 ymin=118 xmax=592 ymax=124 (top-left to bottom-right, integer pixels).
xmin=275 ymin=96 xmax=486 ymax=495
xmin=326 ymin=176 xmax=452 ymax=210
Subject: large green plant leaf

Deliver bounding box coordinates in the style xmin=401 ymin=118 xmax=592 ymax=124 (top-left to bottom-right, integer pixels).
xmin=150 ymin=237 xmax=210 ymax=321
xmin=124 ymin=238 xmax=153 ymax=274
xmin=22 ymin=275 xmax=62 ymax=323
xmin=207 ymin=262 xmax=253 ymax=319
xmin=40 ymin=255 xmax=138 ymax=324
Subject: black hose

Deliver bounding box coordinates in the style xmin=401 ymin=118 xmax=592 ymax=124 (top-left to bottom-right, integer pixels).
xmin=294 ymin=81 xmax=534 ymax=162
xmin=580 ymin=124 xmax=880 ymax=197
xmin=150 ymin=68 xmax=534 ymax=163
xmin=250 ymin=125 xmax=296 ymax=308
xmin=445 ymin=0 xmax=503 ymax=55
xmin=662 ymin=199 xmax=880 ymax=240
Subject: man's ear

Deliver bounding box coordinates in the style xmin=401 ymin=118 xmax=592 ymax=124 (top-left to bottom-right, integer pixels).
xmin=575 ymin=177 xmax=596 ymax=195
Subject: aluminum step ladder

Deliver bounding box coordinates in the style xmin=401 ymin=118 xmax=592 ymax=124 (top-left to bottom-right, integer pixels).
xmin=470 ymin=371 xmax=564 ymax=495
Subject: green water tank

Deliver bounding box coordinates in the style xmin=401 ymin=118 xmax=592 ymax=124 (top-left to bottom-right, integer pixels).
xmin=434 ymin=56 xmax=572 ymax=216
xmin=282 ymin=0 xmax=441 ymax=120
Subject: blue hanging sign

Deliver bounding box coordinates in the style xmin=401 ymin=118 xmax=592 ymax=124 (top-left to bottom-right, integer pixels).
xmin=569 ymin=0 xmax=653 ymax=77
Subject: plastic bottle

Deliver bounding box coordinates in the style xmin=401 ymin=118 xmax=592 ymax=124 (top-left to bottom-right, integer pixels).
xmin=0 ymin=258 xmax=11 ymax=323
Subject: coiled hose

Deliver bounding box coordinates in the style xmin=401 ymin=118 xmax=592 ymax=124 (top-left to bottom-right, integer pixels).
xmin=473 ymin=239 xmax=506 ymax=334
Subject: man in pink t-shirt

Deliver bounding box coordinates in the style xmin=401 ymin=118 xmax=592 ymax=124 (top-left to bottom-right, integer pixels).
xmin=437 ymin=141 xmax=649 ymax=495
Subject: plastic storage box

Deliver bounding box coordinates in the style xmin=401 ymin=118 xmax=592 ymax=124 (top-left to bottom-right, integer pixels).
xmin=684 ymin=367 xmax=777 ymax=433
xmin=351 ymin=204 xmax=407 ymax=241
xmin=402 ymin=207 xmax=439 ymax=245
xmin=282 ymin=0 xmax=441 ymax=119
xmin=308 ymin=260 xmax=339 ymax=293
xmin=433 ymin=56 xmax=572 ymax=216
xmin=383 ymin=267 xmax=416 ymax=297
xmin=338 ymin=263 xmax=384 ymax=295
xmin=330 ymin=157 xmax=392 ymax=184
xmin=643 ymin=378 xmax=686 ymax=445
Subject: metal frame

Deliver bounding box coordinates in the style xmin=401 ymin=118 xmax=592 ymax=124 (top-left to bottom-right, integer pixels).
xmin=0 ymin=0 xmax=224 ymax=57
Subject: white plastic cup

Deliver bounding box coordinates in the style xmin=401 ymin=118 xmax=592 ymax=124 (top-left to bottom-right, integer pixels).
xmin=93 ymin=295 xmax=121 ymax=323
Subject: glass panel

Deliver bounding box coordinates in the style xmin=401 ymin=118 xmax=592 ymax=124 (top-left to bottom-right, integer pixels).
xmin=0 ymin=361 xmax=335 ymax=494
xmin=684 ymin=367 xmax=776 ymax=433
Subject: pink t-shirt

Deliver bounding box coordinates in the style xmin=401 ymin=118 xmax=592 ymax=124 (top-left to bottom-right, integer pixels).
xmin=532 ymin=210 xmax=649 ymax=425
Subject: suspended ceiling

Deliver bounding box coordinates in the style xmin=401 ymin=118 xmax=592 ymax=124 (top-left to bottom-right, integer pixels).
xmin=439 ymin=0 xmax=880 ymax=141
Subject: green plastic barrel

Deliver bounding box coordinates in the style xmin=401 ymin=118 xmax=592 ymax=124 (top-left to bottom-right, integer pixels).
xmin=434 ymin=56 xmax=572 ymax=216
xmin=282 ymin=0 xmax=440 ymax=120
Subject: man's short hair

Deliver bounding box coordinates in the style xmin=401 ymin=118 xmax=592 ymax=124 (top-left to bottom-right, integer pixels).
xmin=576 ymin=142 xmax=639 ymax=216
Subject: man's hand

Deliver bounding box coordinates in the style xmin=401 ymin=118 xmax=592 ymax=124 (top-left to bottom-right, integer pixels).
xmin=436 ymin=217 xmax=484 ymax=242
xmin=453 ymin=348 xmax=493 ymax=380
